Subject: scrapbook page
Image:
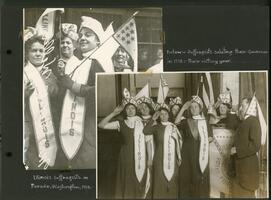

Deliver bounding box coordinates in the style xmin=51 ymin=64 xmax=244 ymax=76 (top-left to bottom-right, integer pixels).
xmin=1 ymin=1 xmax=269 ymax=200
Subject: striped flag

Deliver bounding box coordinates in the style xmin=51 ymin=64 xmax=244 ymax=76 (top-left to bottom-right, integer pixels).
xmin=246 ymin=93 xmax=267 ymax=145
xmin=157 ymin=74 xmax=169 ymax=104
xmin=197 ymin=73 xmax=215 ymax=110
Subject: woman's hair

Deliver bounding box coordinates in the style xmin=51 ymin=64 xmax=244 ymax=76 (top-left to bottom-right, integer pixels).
xmin=140 ymin=102 xmax=154 ymax=116
xmin=122 ymin=103 xmax=138 ymax=119
xmin=157 ymin=107 xmax=170 ymax=124
xmin=25 ymin=36 xmax=45 ymax=55
xmin=216 ymin=103 xmax=231 ymax=116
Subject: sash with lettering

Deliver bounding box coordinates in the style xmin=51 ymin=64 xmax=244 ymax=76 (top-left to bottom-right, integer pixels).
xmin=162 ymin=122 xmax=182 ymax=181
xmin=24 ymin=62 xmax=57 ymax=168
xmin=59 ymin=56 xmax=91 ymax=160
xmin=125 ymin=116 xmax=146 ymax=183
xmin=188 ymin=115 xmax=209 ymax=173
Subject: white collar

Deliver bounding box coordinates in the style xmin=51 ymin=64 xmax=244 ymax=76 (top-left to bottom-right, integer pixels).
xmin=161 ymin=121 xmax=172 ymax=126
xmin=192 ymin=114 xmax=205 ymax=120
xmin=142 ymin=115 xmax=151 ymax=120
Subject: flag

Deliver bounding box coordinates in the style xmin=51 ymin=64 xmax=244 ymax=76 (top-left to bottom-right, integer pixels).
xmin=197 ymin=73 xmax=215 ymax=109
xmin=113 ymin=18 xmax=138 ymax=71
xmin=246 ymin=94 xmax=267 ymax=145
xmin=157 ymin=75 xmax=169 ymax=104
xmin=91 ymin=15 xmax=138 ymax=72
xmin=35 ymin=8 xmax=64 ymax=43
xmin=135 ymin=83 xmax=150 ymax=99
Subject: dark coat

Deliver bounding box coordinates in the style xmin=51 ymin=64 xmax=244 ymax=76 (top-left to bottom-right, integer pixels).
xmin=234 ymin=116 xmax=261 ymax=191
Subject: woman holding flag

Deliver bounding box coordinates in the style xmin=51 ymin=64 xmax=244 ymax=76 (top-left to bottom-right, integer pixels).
xmin=56 ymin=17 xmax=105 ymax=169
xmin=175 ymin=96 xmax=213 ymax=198
xmin=98 ymin=89 xmax=148 ymax=199
xmin=143 ymin=103 xmax=182 ymax=199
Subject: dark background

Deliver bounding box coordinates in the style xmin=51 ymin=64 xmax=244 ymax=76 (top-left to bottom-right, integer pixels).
xmin=164 ymin=5 xmax=269 ymax=70
xmin=1 ymin=0 xmax=270 ymax=200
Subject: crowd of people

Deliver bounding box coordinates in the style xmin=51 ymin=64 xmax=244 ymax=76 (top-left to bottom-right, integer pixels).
xmin=98 ymin=88 xmax=262 ymax=199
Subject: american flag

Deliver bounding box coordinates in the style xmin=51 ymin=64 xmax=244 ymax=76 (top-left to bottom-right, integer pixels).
xmin=114 ymin=18 xmax=138 ymax=71
xmin=91 ymin=15 xmax=138 ymax=72
xmin=157 ymin=74 xmax=169 ymax=104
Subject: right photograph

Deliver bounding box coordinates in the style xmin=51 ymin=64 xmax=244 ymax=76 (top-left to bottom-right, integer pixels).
xmin=96 ymin=71 xmax=268 ymax=199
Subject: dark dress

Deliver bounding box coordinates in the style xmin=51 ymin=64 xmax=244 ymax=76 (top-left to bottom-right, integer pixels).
xmin=115 ymin=120 xmax=147 ymax=199
xmin=54 ymin=59 xmax=104 ymax=169
xmin=143 ymin=119 xmax=179 ymax=199
xmin=178 ymin=118 xmax=212 ymax=198
xmin=216 ymin=113 xmax=240 ymax=130
xmin=232 ymin=116 xmax=261 ymax=197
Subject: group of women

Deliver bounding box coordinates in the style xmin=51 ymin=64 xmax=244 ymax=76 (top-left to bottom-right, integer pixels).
xmin=98 ymin=88 xmax=240 ymax=199
xmin=24 ymin=17 xmax=106 ymax=169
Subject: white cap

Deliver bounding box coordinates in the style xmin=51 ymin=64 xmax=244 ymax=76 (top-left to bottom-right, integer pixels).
xmin=80 ymin=16 xmax=105 ymax=43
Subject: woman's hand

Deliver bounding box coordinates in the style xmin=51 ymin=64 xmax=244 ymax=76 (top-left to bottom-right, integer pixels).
xmin=208 ymin=137 xmax=213 ymax=143
xmin=152 ymin=111 xmax=160 ymax=121
xmin=182 ymin=101 xmax=191 ymax=111
xmin=59 ymin=75 xmax=73 ymax=89
xmin=25 ymin=81 xmax=35 ymax=98
xmin=112 ymin=105 xmax=124 ymax=116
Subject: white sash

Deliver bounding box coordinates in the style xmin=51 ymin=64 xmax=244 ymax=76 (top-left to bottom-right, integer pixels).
xmin=24 ymin=63 xmax=57 ymax=167
xmin=125 ymin=116 xmax=146 ymax=183
xmin=162 ymin=122 xmax=182 ymax=182
xmin=196 ymin=117 xmax=209 ymax=173
xmin=59 ymin=57 xmax=91 ymax=160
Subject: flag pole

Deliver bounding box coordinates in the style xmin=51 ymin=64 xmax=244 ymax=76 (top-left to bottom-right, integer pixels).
xmin=161 ymin=74 xmax=165 ymax=103
xmin=68 ymin=11 xmax=140 ymax=77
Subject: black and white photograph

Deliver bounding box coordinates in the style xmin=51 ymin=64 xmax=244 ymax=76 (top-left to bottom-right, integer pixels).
xmin=97 ymin=71 xmax=268 ymax=199
xmin=23 ymin=7 xmax=163 ymax=170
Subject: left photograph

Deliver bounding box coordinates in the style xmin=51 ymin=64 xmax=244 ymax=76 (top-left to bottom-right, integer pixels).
xmin=23 ymin=8 xmax=163 ymax=170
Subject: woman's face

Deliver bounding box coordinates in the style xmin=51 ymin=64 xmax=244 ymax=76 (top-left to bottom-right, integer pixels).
xmin=159 ymin=109 xmax=169 ymax=122
xmin=239 ymin=99 xmax=249 ymax=119
xmin=114 ymin=47 xmax=129 ymax=64
xmin=139 ymin=103 xmax=150 ymax=116
xmin=190 ymin=102 xmax=201 ymax=116
xmin=219 ymin=104 xmax=229 ymax=116
xmin=78 ymin=27 xmax=99 ymax=53
xmin=171 ymin=105 xmax=180 ymax=117
xmin=125 ymin=104 xmax=137 ymax=117
xmin=60 ymin=37 xmax=75 ymax=58
xmin=27 ymin=41 xmax=45 ymax=67
xmin=156 ymin=48 xmax=163 ymax=59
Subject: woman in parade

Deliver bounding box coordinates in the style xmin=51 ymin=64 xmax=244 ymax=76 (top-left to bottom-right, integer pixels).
xmin=143 ymin=103 xmax=182 ymax=199
xmin=98 ymin=89 xmax=148 ymax=199
xmin=175 ymin=96 xmax=213 ymax=198
xmin=56 ymin=17 xmax=104 ymax=169
xmin=24 ymin=28 xmax=59 ymax=170
xmin=137 ymin=96 xmax=156 ymax=198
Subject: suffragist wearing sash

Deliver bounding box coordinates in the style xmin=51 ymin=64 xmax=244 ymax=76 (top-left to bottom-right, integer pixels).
xmin=137 ymin=97 xmax=156 ymax=198
xmin=98 ymin=89 xmax=147 ymax=199
xmin=54 ymin=23 xmax=80 ymax=168
xmin=57 ymin=17 xmax=104 ymax=169
xmin=24 ymin=32 xmax=59 ymax=170
xmin=175 ymin=96 xmax=213 ymax=198
xmin=143 ymin=103 xmax=182 ymax=199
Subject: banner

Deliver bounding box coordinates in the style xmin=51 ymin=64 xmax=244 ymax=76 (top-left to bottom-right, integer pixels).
xmin=210 ymin=127 xmax=235 ymax=196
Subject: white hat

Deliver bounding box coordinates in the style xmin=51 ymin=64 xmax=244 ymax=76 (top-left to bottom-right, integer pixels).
xmin=169 ymin=97 xmax=183 ymax=107
xmin=191 ymin=95 xmax=204 ymax=108
xmin=80 ymin=16 xmax=105 ymax=43
xmin=122 ymin=88 xmax=138 ymax=107
xmin=61 ymin=23 xmax=79 ymax=41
